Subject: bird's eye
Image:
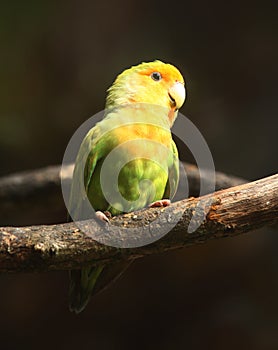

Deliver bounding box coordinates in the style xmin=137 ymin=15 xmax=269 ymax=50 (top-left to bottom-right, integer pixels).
xmin=151 ymin=72 xmax=162 ymax=81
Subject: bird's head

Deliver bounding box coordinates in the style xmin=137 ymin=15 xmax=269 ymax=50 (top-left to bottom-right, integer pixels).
xmin=105 ymin=60 xmax=186 ymax=126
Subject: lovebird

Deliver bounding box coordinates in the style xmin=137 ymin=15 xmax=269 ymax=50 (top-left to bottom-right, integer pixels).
xmin=68 ymin=60 xmax=186 ymax=313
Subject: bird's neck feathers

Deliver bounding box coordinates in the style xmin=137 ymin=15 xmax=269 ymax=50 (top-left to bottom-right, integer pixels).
xmin=105 ymin=74 xmax=135 ymax=109
xmin=105 ymin=73 xmax=177 ymax=128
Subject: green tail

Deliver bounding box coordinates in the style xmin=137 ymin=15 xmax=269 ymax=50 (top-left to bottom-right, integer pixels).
xmin=69 ymin=261 xmax=132 ymax=313
xmin=69 ymin=265 xmax=104 ymax=313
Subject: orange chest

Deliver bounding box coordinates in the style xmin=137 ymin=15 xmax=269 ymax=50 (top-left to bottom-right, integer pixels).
xmin=113 ymin=123 xmax=172 ymax=147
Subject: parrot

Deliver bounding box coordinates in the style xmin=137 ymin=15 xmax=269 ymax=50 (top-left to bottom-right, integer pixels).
xmin=68 ymin=60 xmax=186 ymax=313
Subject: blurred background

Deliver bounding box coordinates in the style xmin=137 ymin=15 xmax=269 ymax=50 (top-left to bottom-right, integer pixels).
xmin=0 ymin=0 xmax=277 ymax=349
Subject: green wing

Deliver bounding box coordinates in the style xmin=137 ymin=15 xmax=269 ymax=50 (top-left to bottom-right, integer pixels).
xmin=68 ymin=119 xmax=114 ymax=220
xmin=163 ymin=139 xmax=179 ymax=199
xmin=68 ymin=123 xmax=112 ymax=313
xmin=68 ymin=107 xmax=131 ymax=219
xmin=68 ymin=127 xmax=97 ymax=220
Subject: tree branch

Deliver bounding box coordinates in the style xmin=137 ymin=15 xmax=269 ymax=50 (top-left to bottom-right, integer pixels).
xmin=0 ymin=174 xmax=277 ymax=273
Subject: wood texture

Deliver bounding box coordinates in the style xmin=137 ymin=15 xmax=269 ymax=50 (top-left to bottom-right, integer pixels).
xmin=0 ymin=174 xmax=277 ymax=273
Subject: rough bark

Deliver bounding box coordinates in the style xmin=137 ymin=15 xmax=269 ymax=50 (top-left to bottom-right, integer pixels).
xmin=0 ymin=174 xmax=277 ymax=273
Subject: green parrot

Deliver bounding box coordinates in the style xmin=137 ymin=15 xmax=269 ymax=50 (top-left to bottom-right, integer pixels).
xmin=68 ymin=60 xmax=186 ymax=313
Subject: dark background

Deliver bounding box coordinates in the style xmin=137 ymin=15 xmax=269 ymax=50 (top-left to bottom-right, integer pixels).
xmin=1 ymin=0 xmax=277 ymax=349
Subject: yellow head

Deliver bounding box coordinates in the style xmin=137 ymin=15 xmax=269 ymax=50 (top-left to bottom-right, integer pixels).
xmin=105 ymin=60 xmax=186 ymax=126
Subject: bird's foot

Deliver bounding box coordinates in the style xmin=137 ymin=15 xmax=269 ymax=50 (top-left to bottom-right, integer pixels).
xmin=95 ymin=211 xmax=111 ymax=223
xmin=148 ymin=199 xmax=171 ymax=208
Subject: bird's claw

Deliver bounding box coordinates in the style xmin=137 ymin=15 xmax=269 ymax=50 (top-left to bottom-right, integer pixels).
xmin=95 ymin=211 xmax=110 ymax=223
